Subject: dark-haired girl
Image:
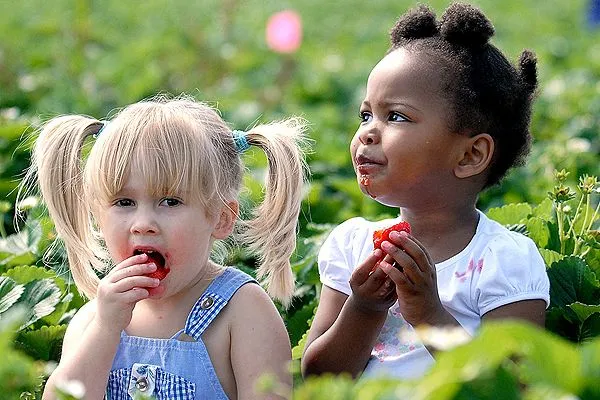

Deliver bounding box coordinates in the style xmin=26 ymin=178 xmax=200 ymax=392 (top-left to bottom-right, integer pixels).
xmin=302 ymin=3 xmax=550 ymax=380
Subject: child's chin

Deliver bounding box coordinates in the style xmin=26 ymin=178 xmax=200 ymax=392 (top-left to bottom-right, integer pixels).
xmin=147 ymin=285 xmax=167 ymax=298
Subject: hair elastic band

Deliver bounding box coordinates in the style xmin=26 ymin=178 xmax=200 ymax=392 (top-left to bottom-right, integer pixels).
xmin=94 ymin=121 xmax=109 ymax=138
xmin=232 ymin=130 xmax=250 ymax=153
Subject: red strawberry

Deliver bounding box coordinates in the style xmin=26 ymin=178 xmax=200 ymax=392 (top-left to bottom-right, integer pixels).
xmin=373 ymin=221 xmax=411 ymax=249
xmin=134 ymin=250 xmax=170 ymax=281
xmin=146 ymin=266 xmax=170 ymax=280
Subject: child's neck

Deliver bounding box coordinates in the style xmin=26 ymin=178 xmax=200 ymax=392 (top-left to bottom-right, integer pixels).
xmin=128 ymin=263 xmax=224 ymax=338
xmin=399 ymin=204 xmax=479 ymax=264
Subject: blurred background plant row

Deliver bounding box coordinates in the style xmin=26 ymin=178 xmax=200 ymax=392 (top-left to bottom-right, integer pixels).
xmin=0 ymin=0 xmax=599 ymax=398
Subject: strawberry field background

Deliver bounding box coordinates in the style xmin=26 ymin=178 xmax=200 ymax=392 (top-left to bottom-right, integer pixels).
xmin=0 ymin=0 xmax=599 ymax=398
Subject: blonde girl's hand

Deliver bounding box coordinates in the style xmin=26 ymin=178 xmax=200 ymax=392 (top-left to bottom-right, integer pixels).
xmin=348 ymin=248 xmax=398 ymax=313
xmin=94 ymin=253 xmax=161 ymax=333
xmin=378 ymin=231 xmax=448 ymax=326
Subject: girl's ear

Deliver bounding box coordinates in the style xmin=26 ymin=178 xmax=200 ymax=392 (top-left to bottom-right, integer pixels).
xmin=212 ymin=201 xmax=238 ymax=239
xmin=454 ymin=133 xmax=494 ymax=179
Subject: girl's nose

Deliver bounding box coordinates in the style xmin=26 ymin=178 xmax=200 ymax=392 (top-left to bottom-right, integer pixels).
xmin=130 ymin=212 xmax=159 ymax=235
xmin=358 ymin=126 xmax=380 ymax=145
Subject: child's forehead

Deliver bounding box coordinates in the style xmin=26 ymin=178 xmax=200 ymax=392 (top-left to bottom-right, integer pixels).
xmin=368 ymin=49 xmax=446 ymax=98
xmin=373 ymin=48 xmax=439 ymax=77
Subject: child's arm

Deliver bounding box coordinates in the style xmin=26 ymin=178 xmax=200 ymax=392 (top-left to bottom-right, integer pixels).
xmin=483 ymin=300 xmax=546 ymax=326
xmin=42 ymin=254 xmax=159 ymax=400
xmin=229 ymin=283 xmax=292 ymax=400
xmin=302 ymin=249 xmax=396 ymax=378
xmin=42 ymin=301 xmax=120 ymax=400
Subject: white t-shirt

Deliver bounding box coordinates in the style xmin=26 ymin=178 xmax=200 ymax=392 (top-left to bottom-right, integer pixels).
xmin=318 ymin=210 xmax=550 ymax=380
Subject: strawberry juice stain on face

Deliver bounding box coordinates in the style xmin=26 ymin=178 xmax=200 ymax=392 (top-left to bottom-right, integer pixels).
xmin=359 ymin=175 xmax=377 ymax=199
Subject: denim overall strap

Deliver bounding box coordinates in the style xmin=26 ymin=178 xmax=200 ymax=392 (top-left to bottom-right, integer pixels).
xmin=184 ymin=267 xmax=256 ymax=340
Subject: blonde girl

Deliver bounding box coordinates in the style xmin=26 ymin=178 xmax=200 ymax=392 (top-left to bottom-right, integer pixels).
xmin=23 ymin=94 xmax=309 ymax=399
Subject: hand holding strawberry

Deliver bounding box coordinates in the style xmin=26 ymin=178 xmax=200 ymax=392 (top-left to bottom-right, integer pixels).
xmin=94 ymin=253 xmax=162 ymax=333
xmin=376 ymin=230 xmax=453 ymax=327
xmin=348 ymin=248 xmax=398 ymax=313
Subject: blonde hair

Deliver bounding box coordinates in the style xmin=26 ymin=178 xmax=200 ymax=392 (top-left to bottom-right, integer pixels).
xmin=20 ymin=94 xmax=309 ymax=305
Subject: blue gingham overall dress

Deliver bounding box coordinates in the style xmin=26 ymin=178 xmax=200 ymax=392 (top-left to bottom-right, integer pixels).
xmin=105 ymin=267 xmax=256 ymax=400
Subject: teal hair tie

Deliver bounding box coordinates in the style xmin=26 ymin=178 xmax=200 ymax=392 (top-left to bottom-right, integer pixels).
xmin=232 ymin=130 xmax=250 ymax=153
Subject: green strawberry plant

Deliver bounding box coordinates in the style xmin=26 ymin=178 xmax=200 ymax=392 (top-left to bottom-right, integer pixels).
xmin=0 ymin=203 xmax=84 ymax=398
xmin=487 ymin=170 xmax=600 ymax=342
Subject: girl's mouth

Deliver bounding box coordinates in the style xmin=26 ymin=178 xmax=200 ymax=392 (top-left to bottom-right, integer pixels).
xmin=133 ymin=249 xmax=166 ymax=269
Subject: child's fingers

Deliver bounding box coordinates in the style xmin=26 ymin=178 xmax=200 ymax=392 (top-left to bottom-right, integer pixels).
xmin=388 ymin=231 xmax=432 ymax=274
xmin=111 ymin=276 xmax=161 ymax=293
xmin=120 ymin=287 xmax=151 ymax=303
xmin=107 ymin=262 xmax=157 ymax=284
xmin=381 ymin=240 xmax=424 ymax=284
xmin=378 ymin=260 xmax=411 ymax=288
xmin=109 ymin=253 xmax=148 ymax=273
xmin=351 ymin=249 xmax=385 ymax=285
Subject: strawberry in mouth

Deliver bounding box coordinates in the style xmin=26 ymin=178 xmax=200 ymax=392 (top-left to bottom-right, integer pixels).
xmin=133 ymin=249 xmax=170 ymax=280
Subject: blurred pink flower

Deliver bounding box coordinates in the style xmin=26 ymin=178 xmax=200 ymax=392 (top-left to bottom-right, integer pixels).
xmin=266 ymin=10 xmax=302 ymax=53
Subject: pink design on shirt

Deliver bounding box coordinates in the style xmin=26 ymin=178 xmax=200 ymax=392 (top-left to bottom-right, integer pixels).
xmin=371 ymin=304 xmax=423 ymax=362
xmin=454 ymin=258 xmax=484 ymax=282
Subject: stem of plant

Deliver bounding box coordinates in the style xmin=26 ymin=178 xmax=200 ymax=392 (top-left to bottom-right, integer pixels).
xmin=568 ymin=194 xmax=585 ymax=238
xmin=586 ymin=199 xmax=599 ymax=232
xmin=557 ymin=203 xmax=565 ymax=254
xmin=0 ymin=213 xmax=6 ymax=239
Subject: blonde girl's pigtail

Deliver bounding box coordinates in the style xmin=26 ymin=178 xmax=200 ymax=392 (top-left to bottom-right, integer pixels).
xmin=21 ymin=116 xmax=105 ymax=299
xmin=242 ymin=118 xmax=309 ymax=306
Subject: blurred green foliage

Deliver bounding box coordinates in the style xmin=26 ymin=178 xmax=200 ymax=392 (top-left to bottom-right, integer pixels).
xmin=1 ymin=0 xmax=597 ymax=223
xmin=0 ymin=0 xmax=599 ymax=398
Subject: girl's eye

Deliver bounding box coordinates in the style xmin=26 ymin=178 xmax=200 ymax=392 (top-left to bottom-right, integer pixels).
xmin=389 ymin=112 xmax=408 ymax=122
xmin=160 ymin=198 xmax=182 ymax=207
xmin=114 ymin=199 xmax=135 ymax=207
xmin=359 ymin=111 xmax=373 ymax=124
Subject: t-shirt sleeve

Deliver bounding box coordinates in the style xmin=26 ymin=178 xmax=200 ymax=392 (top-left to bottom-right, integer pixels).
xmin=474 ymin=233 xmax=550 ymax=316
xmin=318 ymin=218 xmax=369 ymax=296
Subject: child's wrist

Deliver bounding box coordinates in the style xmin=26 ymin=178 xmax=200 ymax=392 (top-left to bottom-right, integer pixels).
xmin=423 ymin=305 xmax=459 ymax=327
xmin=347 ymin=294 xmax=391 ymax=315
xmin=89 ymin=317 xmax=123 ymax=338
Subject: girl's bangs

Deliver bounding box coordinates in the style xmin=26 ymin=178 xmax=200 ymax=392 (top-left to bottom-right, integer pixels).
xmin=87 ymin=116 xmax=218 ymax=209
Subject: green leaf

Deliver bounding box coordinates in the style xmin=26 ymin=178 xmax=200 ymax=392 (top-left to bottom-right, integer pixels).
xmin=580 ymin=340 xmax=600 ymax=396
xmin=454 ymin=366 xmax=520 ymax=400
xmin=419 ymin=321 xmax=583 ymax=396
xmin=0 ymin=219 xmax=42 ymax=256
xmin=569 ymin=302 xmax=600 ymax=323
xmin=287 ymin=298 xmax=318 ymax=347
xmin=292 ymin=329 xmax=309 ymax=361
xmin=580 ymin=313 xmax=600 ymax=343
xmin=0 ymin=276 xmax=25 ymax=314
xmin=531 ymin=197 xmax=555 ymax=221
xmin=526 ymin=216 xmax=551 ymax=248
xmin=547 ymin=256 xmax=600 ymax=309
xmin=4 ymin=265 xmax=66 ymax=292
xmin=545 ymin=307 xmax=580 ymax=342
xmin=538 ymin=248 xmax=564 ymax=267
xmin=486 ymin=203 xmax=533 ymax=225
xmin=16 ymin=324 xmax=67 ymax=361
xmin=0 ymin=220 xmax=42 ymax=267
xmin=18 ymin=279 xmax=62 ymax=329
xmin=585 ymin=248 xmax=600 ymax=277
